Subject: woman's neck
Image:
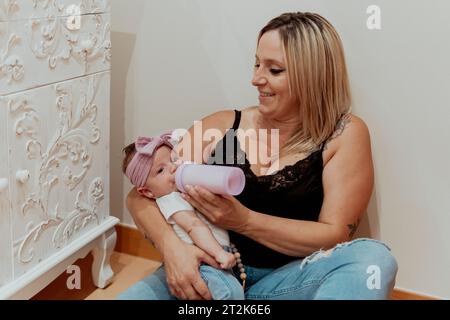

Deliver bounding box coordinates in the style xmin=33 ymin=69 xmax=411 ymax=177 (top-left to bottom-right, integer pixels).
xmin=253 ymin=107 xmax=301 ymax=143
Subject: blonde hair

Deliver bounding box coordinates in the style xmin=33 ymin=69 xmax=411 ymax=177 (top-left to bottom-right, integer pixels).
xmin=258 ymin=12 xmax=352 ymax=155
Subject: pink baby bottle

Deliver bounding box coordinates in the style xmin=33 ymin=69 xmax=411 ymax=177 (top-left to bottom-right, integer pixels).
xmin=175 ymin=163 xmax=245 ymax=196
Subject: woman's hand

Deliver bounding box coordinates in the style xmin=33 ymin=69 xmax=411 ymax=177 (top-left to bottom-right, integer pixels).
xmin=182 ymin=185 xmax=251 ymax=232
xmin=162 ymin=235 xmax=219 ymax=300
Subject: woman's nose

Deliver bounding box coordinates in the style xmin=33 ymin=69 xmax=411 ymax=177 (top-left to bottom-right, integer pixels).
xmin=251 ymin=68 xmax=267 ymax=87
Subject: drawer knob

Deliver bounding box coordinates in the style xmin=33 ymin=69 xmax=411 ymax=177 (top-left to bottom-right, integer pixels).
xmin=0 ymin=178 xmax=8 ymax=192
xmin=16 ymin=170 xmax=30 ymax=184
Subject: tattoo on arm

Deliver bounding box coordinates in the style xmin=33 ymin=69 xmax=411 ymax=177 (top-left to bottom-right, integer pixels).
xmin=322 ymin=114 xmax=351 ymax=151
xmin=347 ymin=218 xmax=360 ymax=239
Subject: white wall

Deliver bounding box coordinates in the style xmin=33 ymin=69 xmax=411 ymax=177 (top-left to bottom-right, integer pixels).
xmin=110 ymin=0 xmax=450 ymax=298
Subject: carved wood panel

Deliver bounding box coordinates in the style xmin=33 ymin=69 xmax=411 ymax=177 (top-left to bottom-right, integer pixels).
xmin=0 ymin=0 xmax=110 ymax=22
xmin=0 ymin=104 xmax=13 ymax=286
xmin=1 ymin=71 xmax=110 ymax=277
xmin=1 ymin=12 xmax=111 ymax=95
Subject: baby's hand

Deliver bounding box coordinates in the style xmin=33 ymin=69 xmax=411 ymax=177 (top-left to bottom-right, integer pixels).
xmin=216 ymin=251 xmax=236 ymax=269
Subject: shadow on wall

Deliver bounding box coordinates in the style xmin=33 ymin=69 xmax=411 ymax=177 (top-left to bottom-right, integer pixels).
xmin=110 ymin=31 xmax=136 ymax=222
xmin=354 ymin=188 xmax=380 ymax=240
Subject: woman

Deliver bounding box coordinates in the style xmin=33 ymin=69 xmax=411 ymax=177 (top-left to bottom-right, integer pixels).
xmin=118 ymin=12 xmax=398 ymax=300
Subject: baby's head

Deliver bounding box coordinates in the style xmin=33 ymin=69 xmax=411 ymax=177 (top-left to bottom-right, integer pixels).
xmin=122 ymin=133 xmax=179 ymax=199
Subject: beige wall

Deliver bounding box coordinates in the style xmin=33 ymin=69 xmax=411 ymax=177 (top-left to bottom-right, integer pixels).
xmin=110 ymin=0 xmax=450 ymax=298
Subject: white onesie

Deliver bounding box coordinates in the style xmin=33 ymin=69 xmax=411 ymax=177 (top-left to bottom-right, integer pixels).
xmin=156 ymin=191 xmax=230 ymax=247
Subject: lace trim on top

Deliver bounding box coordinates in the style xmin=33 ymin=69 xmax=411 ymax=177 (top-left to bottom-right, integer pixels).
xmin=209 ymin=132 xmax=323 ymax=192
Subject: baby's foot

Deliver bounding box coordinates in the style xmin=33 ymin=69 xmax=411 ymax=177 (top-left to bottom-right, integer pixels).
xmin=216 ymin=251 xmax=236 ymax=269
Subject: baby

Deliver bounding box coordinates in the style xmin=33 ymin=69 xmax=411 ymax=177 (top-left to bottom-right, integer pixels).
xmin=122 ymin=133 xmax=236 ymax=269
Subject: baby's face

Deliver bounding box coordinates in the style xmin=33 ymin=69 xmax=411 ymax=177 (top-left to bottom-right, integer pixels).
xmin=143 ymin=145 xmax=179 ymax=198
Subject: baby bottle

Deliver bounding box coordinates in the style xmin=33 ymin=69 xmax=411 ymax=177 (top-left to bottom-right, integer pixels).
xmin=175 ymin=163 xmax=245 ymax=196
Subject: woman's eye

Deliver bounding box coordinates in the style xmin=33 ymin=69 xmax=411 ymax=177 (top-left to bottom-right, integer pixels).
xmin=270 ymin=69 xmax=284 ymax=75
xmin=157 ymin=168 xmax=163 ymax=174
xmin=254 ymin=63 xmax=260 ymax=68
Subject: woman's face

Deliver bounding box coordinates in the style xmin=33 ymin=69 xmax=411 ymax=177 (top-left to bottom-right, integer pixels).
xmin=252 ymin=30 xmax=299 ymax=120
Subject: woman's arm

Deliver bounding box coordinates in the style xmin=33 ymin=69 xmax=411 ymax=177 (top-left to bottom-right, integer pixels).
xmin=237 ymin=214 xmax=347 ymax=257
xmin=125 ymin=188 xmax=177 ymax=255
xmin=184 ymin=115 xmax=374 ymax=257
xmin=237 ymin=117 xmax=373 ymax=256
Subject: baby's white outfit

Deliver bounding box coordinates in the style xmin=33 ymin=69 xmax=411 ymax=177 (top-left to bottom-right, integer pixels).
xmin=156 ymin=191 xmax=230 ymax=246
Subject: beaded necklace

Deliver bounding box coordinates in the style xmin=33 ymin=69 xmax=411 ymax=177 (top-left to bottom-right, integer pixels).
xmin=230 ymin=243 xmax=247 ymax=290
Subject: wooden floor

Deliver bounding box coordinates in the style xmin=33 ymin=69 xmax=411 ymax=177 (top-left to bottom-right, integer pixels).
xmin=32 ymin=252 xmax=161 ymax=300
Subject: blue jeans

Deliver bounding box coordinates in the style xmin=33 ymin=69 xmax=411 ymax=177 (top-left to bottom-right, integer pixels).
xmin=117 ymin=264 xmax=244 ymax=300
xmin=117 ymin=238 xmax=398 ymax=300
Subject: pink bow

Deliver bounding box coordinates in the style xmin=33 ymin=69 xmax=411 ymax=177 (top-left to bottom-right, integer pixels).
xmin=125 ymin=132 xmax=173 ymax=187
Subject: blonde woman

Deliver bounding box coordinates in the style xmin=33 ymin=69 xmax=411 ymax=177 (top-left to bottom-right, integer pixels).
xmin=118 ymin=12 xmax=398 ymax=300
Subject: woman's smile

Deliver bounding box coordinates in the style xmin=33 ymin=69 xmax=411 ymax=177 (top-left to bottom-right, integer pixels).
xmin=258 ymin=90 xmax=276 ymax=104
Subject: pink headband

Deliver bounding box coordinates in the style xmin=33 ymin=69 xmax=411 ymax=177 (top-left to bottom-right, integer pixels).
xmin=125 ymin=132 xmax=173 ymax=187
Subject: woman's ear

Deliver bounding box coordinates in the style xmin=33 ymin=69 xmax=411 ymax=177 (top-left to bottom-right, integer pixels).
xmin=137 ymin=187 xmax=154 ymax=199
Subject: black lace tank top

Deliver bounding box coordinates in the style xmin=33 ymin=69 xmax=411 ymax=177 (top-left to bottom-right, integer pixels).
xmin=207 ymin=110 xmax=326 ymax=269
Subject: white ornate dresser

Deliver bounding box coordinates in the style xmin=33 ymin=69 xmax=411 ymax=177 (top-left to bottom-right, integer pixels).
xmin=0 ymin=0 xmax=118 ymax=299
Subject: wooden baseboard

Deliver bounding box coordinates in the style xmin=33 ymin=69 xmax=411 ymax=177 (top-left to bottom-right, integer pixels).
xmin=115 ymin=224 xmax=162 ymax=261
xmin=390 ymin=288 xmax=438 ymax=300
xmin=114 ymin=224 xmax=440 ymax=300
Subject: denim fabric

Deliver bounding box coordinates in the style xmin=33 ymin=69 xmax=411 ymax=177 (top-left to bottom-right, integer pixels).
xmin=117 ymin=264 xmax=244 ymax=300
xmin=117 ymin=238 xmax=398 ymax=300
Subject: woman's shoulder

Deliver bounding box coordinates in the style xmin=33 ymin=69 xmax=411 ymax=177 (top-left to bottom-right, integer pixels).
xmin=198 ymin=106 xmax=257 ymax=132
xmin=198 ymin=108 xmax=237 ymax=133
xmin=327 ymin=113 xmax=369 ymax=144
xmin=323 ymin=113 xmax=371 ymax=164
xmin=175 ymin=108 xmax=244 ymax=163
xmin=338 ymin=113 xmax=370 ymax=143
